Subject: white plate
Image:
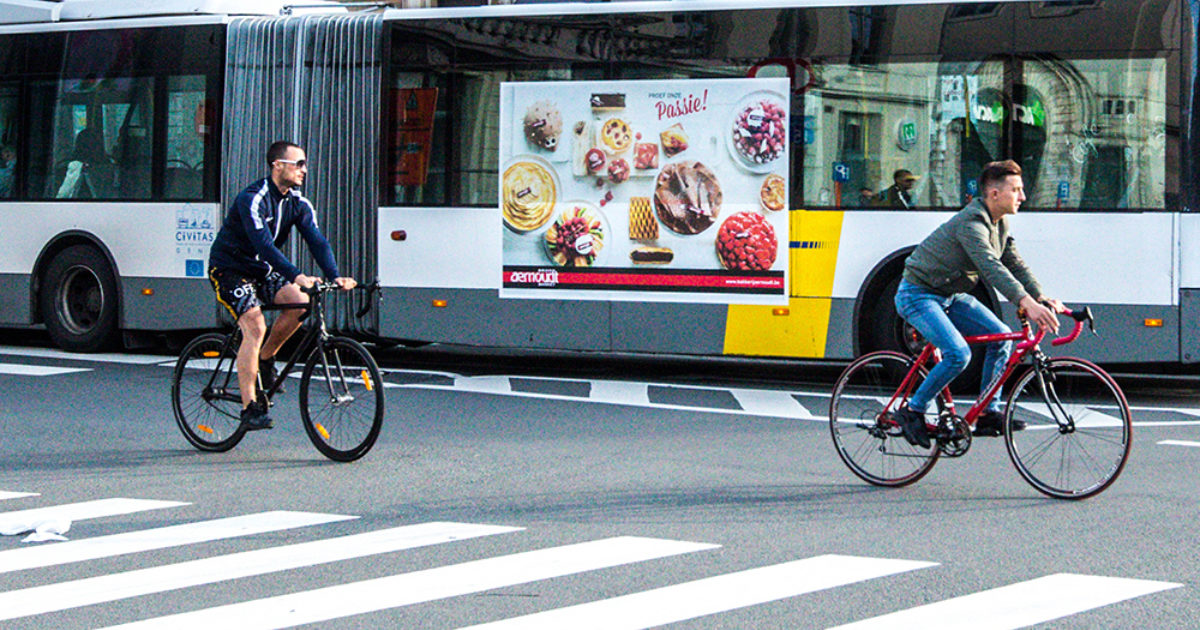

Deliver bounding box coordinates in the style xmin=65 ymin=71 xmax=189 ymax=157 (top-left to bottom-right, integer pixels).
xmin=501 ymin=154 xmax=560 ymax=234
xmin=726 ymin=90 xmax=788 ymax=173
xmin=542 ymin=200 xmax=610 ymax=267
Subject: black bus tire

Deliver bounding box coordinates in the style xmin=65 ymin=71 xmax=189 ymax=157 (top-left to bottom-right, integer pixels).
xmin=39 ymin=245 xmax=120 ymax=352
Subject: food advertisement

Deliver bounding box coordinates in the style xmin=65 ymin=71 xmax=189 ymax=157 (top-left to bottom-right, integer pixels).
xmin=499 ymin=78 xmax=790 ymax=304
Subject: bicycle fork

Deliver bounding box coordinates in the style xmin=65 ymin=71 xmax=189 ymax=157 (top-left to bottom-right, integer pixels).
xmin=1032 ymin=356 xmax=1076 ymax=434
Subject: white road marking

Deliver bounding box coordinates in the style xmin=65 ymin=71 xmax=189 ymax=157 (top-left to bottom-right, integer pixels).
xmin=0 ymin=346 xmax=170 ymax=364
xmin=0 ymin=362 xmax=90 ymax=376
xmin=730 ymin=388 xmax=814 ymax=419
xmin=101 ymin=536 xmax=720 ymax=630
xmin=0 ymin=491 xmax=37 ymax=501
xmin=0 ymin=511 xmax=356 ymax=574
xmin=828 ymin=573 xmax=1181 ymax=630
xmin=0 ymin=521 xmax=522 ymax=622
xmin=1158 ymin=439 xmax=1200 ymax=448
xmin=0 ymin=498 xmax=189 ymax=531
xmin=462 ymin=554 xmax=935 ymax=630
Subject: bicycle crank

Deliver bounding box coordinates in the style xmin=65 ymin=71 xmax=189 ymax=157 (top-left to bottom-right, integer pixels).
xmin=936 ymin=415 xmax=972 ymax=457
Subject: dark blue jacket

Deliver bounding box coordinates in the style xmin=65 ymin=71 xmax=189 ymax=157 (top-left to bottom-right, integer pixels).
xmin=209 ymin=178 xmax=339 ymax=282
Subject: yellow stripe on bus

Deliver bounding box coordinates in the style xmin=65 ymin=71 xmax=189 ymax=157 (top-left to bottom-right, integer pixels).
xmin=724 ymin=210 xmax=844 ymax=358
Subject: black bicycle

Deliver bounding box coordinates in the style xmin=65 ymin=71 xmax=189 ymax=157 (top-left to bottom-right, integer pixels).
xmin=171 ymin=281 xmax=384 ymax=462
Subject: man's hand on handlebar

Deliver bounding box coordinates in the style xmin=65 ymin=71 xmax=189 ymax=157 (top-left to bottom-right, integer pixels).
xmin=293 ymin=274 xmax=316 ymax=289
xmin=1018 ymin=294 xmax=1060 ymax=334
xmin=333 ymin=277 xmax=357 ymax=291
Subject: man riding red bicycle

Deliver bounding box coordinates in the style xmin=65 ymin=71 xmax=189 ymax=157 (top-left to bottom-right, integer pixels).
xmin=892 ymin=160 xmax=1065 ymax=448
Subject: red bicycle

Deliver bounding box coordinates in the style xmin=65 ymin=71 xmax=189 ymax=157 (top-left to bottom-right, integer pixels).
xmin=829 ymin=307 xmax=1131 ymax=499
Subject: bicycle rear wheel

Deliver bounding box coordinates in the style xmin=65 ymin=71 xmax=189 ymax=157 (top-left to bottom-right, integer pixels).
xmin=1004 ymin=357 xmax=1131 ymax=499
xmin=299 ymin=337 xmax=385 ymax=462
xmin=829 ymin=351 xmax=940 ymax=487
xmin=172 ymin=332 xmax=246 ymax=452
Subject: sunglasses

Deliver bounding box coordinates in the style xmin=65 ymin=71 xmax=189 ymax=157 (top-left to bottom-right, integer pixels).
xmin=276 ymin=159 xmax=308 ymax=169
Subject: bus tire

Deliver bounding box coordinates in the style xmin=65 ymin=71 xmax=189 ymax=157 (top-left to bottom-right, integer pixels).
xmin=39 ymin=245 xmax=119 ymax=352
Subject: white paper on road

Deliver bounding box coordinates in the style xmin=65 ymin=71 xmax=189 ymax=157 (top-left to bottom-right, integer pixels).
xmin=828 ymin=573 xmax=1181 ymax=630
xmin=0 ymin=510 xmax=356 ymax=573
xmin=463 ymin=554 xmax=936 ymax=630
xmin=0 ymin=521 xmax=522 ymax=622
xmin=101 ymin=536 xmax=720 ymax=630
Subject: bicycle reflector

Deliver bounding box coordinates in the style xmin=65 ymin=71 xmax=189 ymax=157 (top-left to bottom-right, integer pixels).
xmin=197 ymin=425 xmax=214 ymax=435
xmin=202 ymin=351 xmax=219 ymax=358
xmin=315 ymin=423 xmax=331 ymax=440
xmin=361 ymin=370 xmax=373 ymax=391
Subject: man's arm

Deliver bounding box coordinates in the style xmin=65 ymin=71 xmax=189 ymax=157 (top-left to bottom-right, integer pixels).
xmin=293 ymin=198 xmax=340 ymax=280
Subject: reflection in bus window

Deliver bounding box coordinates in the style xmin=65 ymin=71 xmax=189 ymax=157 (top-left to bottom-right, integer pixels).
xmin=803 ymin=57 xmax=1166 ymax=210
xmin=29 ymin=77 xmax=154 ymax=200
xmin=165 ymin=75 xmax=208 ymax=199
xmin=0 ymin=85 xmax=16 ymax=198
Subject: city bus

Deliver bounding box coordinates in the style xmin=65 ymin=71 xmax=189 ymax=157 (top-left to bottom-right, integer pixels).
xmin=2 ymin=0 xmax=1198 ymax=367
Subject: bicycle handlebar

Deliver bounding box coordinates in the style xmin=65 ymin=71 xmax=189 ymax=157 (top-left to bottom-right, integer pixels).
xmin=1049 ymin=306 xmax=1095 ymax=347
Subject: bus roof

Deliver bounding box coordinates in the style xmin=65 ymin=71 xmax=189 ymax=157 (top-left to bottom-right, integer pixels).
xmin=378 ymin=0 xmax=993 ymax=21
xmin=0 ymin=0 xmax=346 ymax=25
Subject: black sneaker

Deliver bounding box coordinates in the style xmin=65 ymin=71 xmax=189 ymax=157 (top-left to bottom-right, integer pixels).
xmin=240 ymin=401 xmax=273 ymax=431
xmin=973 ymin=409 xmax=1026 ymax=437
xmin=259 ymin=357 xmax=284 ymax=394
xmin=892 ymin=406 xmax=931 ymax=449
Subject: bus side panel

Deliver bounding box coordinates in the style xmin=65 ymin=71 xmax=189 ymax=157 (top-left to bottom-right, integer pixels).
xmin=722 ymin=209 xmax=845 ymax=359
xmin=0 ymin=275 xmax=32 ymax=324
xmin=377 ymin=206 xmax=611 ymax=350
xmin=120 ymin=277 xmax=218 ymax=331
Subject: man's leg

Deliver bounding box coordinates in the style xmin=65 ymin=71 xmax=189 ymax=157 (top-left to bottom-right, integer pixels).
xmin=945 ymin=294 xmax=1011 ymax=411
xmin=236 ymin=307 xmax=267 ymax=409
xmin=259 ymin=282 xmax=308 ymax=361
xmin=894 ymin=284 xmax=972 ymax=414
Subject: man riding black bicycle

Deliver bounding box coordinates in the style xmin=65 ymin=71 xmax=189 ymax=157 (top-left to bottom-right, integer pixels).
xmin=892 ymin=160 xmax=1065 ymax=448
xmin=208 ymin=141 xmax=356 ymax=431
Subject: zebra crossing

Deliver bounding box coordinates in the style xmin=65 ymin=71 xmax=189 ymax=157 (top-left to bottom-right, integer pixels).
xmin=0 ymin=491 xmax=1184 ymax=628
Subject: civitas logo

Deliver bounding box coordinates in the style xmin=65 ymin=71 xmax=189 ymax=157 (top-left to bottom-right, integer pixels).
xmin=510 ymin=269 xmax=559 ymax=287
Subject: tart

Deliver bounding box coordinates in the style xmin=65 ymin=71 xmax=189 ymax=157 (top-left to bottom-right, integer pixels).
xmin=716 ymin=212 xmax=777 ymax=271
xmin=544 ymin=204 xmax=605 ymax=267
xmin=599 ymin=117 xmax=633 ymax=153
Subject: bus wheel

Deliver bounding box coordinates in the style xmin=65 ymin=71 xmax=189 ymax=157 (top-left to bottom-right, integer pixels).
xmin=40 ymin=245 xmax=119 ymax=352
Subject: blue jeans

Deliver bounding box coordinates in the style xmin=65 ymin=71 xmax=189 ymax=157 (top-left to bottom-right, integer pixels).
xmin=893 ymin=279 xmax=1011 ymax=414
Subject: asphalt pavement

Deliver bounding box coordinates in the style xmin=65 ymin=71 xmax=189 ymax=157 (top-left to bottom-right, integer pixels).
xmin=0 ymin=336 xmax=1198 ymax=628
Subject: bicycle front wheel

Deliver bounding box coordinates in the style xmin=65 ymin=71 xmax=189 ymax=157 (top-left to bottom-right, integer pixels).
xmin=172 ymin=332 xmax=246 ymax=452
xmin=1005 ymin=357 xmax=1131 ymax=499
xmin=830 ymin=351 xmax=940 ymax=487
xmin=299 ymin=337 xmax=385 ymax=462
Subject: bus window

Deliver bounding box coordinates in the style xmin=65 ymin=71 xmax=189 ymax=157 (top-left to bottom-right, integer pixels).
xmin=802 ymin=55 xmax=1167 ymax=211
xmin=1021 ymin=57 xmax=1167 ymax=210
xmin=28 ymin=76 xmax=154 ymax=200
xmin=0 ymin=84 xmax=16 ymax=198
xmin=165 ymin=75 xmax=208 ymax=200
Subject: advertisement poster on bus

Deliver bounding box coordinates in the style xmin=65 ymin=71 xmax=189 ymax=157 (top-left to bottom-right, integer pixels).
xmin=499 ymin=78 xmax=790 ymax=305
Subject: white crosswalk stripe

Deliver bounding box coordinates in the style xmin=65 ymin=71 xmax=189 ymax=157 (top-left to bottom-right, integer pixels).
xmin=461 ymin=555 xmax=936 ymax=630
xmin=0 ymin=510 xmax=355 ymax=574
xmin=101 ymin=536 xmax=720 ymax=630
xmin=0 ymin=496 xmax=1184 ymax=628
xmin=0 ymin=498 xmax=189 ymax=531
xmin=0 ymin=521 xmax=521 ymax=622
xmin=828 ymin=573 xmax=1182 ymax=630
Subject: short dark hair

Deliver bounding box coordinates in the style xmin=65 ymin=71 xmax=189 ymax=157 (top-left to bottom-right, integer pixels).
xmin=267 ymin=141 xmax=300 ymax=167
xmin=980 ymin=160 xmax=1022 ymax=192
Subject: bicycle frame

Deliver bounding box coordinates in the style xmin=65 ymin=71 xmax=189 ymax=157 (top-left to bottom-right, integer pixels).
xmin=895 ymin=309 xmax=1091 ymax=428
xmin=200 ymin=283 xmax=349 ymax=406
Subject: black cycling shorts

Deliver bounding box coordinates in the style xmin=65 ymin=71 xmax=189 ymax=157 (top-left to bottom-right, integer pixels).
xmin=208 ymin=267 xmax=289 ymax=319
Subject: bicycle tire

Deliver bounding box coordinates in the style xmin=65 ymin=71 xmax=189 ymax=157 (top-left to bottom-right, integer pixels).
xmin=830 ymin=351 xmax=940 ymax=487
xmin=299 ymin=336 xmax=385 ymax=462
xmin=172 ymin=332 xmax=246 ymax=452
xmin=1004 ymin=357 xmax=1132 ymax=499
